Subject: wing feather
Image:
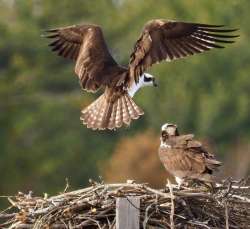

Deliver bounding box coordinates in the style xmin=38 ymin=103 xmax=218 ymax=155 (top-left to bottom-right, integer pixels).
xmin=159 ymin=135 xmax=222 ymax=180
xmin=44 ymin=24 xmax=127 ymax=92
xmin=44 ymin=25 xmax=83 ymax=60
xmin=129 ymin=20 xmax=238 ymax=82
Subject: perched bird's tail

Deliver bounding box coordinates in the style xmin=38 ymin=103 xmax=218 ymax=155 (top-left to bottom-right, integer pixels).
xmin=200 ymin=158 xmax=222 ymax=182
xmin=80 ymin=92 xmax=144 ymax=130
xmin=206 ymin=158 xmax=222 ymax=171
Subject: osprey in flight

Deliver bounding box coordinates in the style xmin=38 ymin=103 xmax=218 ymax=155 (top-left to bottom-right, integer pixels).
xmin=159 ymin=123 xmax=222 ymax=187
xmin=44 ymin=20 xmax=237 ymax=130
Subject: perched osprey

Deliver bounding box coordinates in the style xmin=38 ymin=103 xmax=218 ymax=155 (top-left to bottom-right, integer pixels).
xmin=44 ymin=20 xmax=238 ymax=130
xmin=158 ymin=123 xmax=222 ymax=187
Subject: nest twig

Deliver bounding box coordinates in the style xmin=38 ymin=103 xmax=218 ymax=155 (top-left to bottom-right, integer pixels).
xmin=0 ymin=178 xmax=249 ymax=228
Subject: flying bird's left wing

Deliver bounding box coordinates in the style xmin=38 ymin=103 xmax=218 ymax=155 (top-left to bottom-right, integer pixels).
xmin=43 ymin=24 xmax=127 ymax=92
xmin=129 ymin=19 xmax=238 ymax=83
xmin=43 ymin=25 xmax=85 ymax=61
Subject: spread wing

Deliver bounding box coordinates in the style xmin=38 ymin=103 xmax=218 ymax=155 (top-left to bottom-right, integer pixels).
xmin=129 ymin=19 xmax=238 ymax=82
xmin=44 ymin=24 xmax=126 ymax=92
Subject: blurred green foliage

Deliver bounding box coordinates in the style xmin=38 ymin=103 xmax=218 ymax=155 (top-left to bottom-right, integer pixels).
xmin=0 ymin=0 xmax=249 ymax=205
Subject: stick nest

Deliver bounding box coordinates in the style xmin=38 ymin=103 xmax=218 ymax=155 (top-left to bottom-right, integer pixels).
xmin=0 ymin=178 xmax=250 ymax=228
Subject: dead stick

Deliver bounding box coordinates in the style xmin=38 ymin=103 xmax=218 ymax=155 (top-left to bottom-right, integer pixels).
xmin=168 ymin=179 xmax=175 ymax=229
xmin=225 ymin=202 xmax=229 ymax=229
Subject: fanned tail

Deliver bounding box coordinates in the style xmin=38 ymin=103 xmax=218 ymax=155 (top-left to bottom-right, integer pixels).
xmin=80 ymin=93 xmax=144 ymax=130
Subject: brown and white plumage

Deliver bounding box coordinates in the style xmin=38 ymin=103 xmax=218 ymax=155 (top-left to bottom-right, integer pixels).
xmin=158 ymin=123 xmax=222 ymax=186
xmin=44 ymin=20 xmax=238 ymax=130
xmin=45 ymin=25 xmax=127 ymax=92
xmin=129 ymin=20 xmax=238 ymax=82
xmin=80 ymin=87 xmax=143 ymax=130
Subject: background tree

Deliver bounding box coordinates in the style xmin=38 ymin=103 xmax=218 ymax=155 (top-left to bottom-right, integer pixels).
xmin=102 ymin=130 xmax=168 ymax=188
xmin=0 ymin=0 xmax=249 ymax=208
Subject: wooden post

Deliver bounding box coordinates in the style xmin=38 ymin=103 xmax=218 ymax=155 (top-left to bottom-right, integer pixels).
xmin=116 ymin=197 xmax=140 ymax=229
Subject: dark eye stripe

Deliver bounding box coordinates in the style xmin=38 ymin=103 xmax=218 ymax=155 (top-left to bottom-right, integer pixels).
xmin=162 ymin=131 xmax=167 ymax=136
xmin=144 ymin=76 xmax=152 ymax=82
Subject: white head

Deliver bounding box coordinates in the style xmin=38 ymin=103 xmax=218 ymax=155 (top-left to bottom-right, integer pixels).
xmin=128 ymin=73 xmax=157 ymax=97
xmin=161 ymin=123 xmax=179 ymax=142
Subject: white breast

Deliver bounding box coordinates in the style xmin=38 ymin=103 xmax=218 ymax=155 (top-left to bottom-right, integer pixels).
xmin=160 ymin=141 xmax=172 ymax=148
xmin=128 ymin=77 xmax=144 ymax=97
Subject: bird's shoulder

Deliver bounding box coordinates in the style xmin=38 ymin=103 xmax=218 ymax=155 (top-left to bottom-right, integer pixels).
xmin=167 ymin=134 xmax=195 ymax=148
xmin=165 ymin=134 xmax=212 ymax=158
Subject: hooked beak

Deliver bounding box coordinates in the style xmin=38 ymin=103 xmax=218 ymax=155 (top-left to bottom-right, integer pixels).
xmin=153 ymin=78 xmax=158 ymax=87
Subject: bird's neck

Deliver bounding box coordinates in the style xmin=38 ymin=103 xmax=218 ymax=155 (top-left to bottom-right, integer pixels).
xmin=160 ymin=141 xmax=172 ymax=149
xmin=128 ymin=77 xmax=144 ymax=97
xmin=160 ymin=137 xmax=173 ymax=148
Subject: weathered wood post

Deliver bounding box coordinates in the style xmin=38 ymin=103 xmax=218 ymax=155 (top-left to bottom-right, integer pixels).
xmin=116 ymin=197 xmax=140 ymax=229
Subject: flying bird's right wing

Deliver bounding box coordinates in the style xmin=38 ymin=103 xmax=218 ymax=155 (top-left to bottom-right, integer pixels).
xmin=129 ymin=19 xmax=239 ymax=83
xmin=44 ymin=24 xmax=126 ymax=92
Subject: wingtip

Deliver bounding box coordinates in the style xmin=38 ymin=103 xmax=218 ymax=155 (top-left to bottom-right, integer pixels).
xmin=229 ymin=28 xmax=240 ymax=32
xmin=219 ymin=27 xmax=239 ymax=32
xmin=40 ymin=29 xmax=58 ymax=38
xmin=197 ymin=24 xmax=239 ymax=31
xmin=226 ymin=34 xmax=240 ymax=38
xmin=196 ymin=23 xmax=225 ymax=28
xmin=44 ymin=28 xmax=59 ymax=33
xmin=226 ymin=28 xmax=239 ymax=33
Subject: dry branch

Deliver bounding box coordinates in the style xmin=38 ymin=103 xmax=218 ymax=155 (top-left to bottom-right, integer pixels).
xmin=0 ymin=178 xmax=249 ymax=229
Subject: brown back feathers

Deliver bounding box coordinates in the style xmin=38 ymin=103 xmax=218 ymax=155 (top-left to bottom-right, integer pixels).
xmin=159 ymin=134 xmax=222 ymax=182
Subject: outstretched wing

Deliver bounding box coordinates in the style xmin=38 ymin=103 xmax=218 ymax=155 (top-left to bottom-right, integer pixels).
xmin=44 ymin=25 xmax=84 ymax=61
xmin=44 ymin=24 xmax=126 ymax=92
xmin=129 ymin=19 xmax=238 ymax=82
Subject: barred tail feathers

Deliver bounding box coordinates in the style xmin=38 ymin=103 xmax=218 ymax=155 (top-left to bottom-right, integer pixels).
xmin=80 ymin=93 xmax=144 ymax=130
